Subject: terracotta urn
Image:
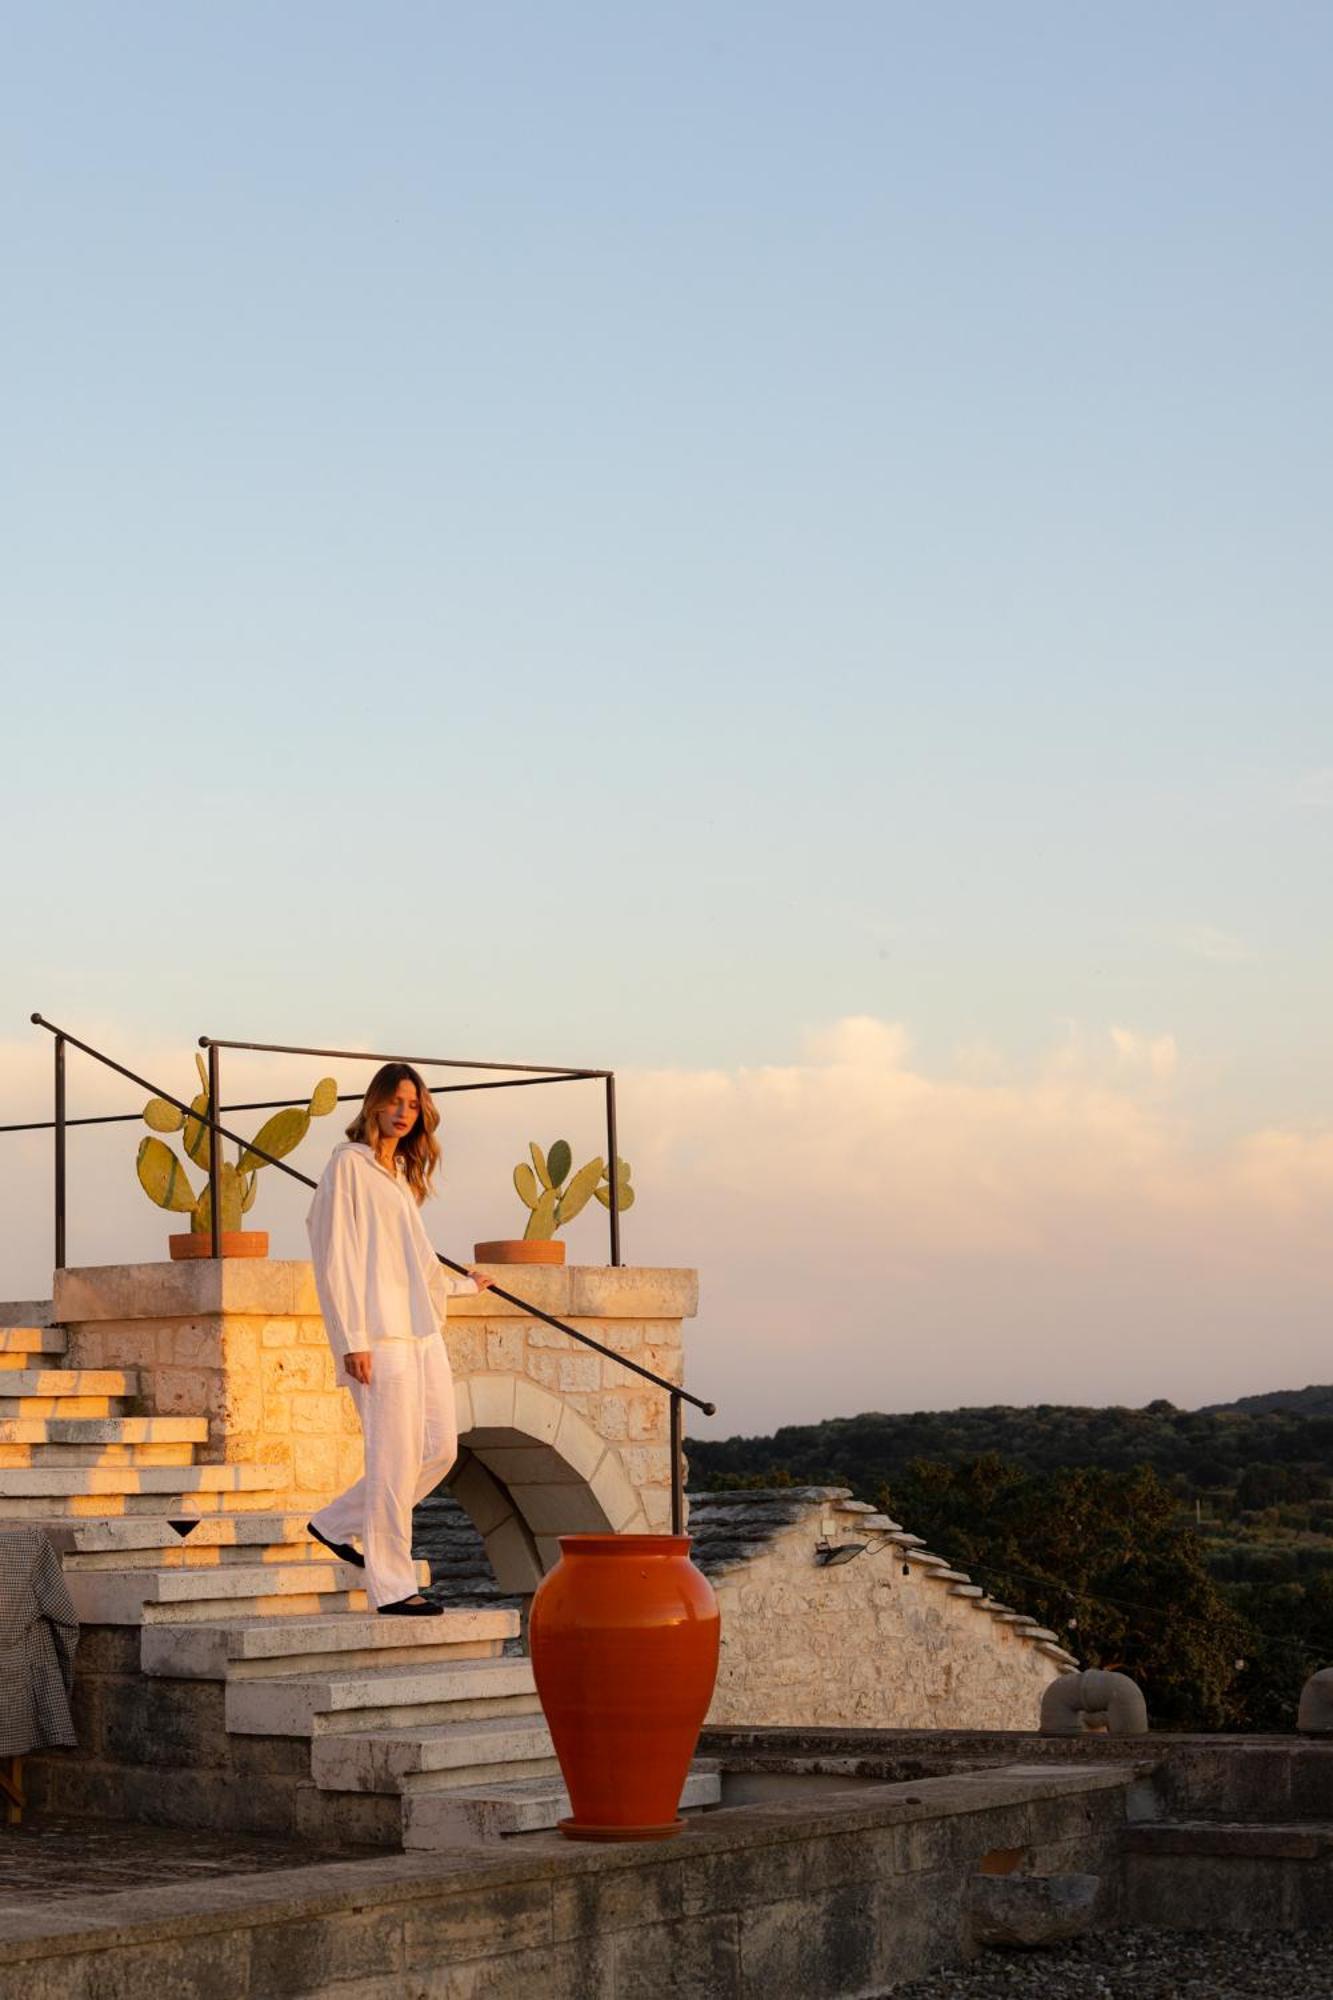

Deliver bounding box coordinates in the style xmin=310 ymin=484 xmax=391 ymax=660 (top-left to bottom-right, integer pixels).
xmin=168 ymin=1230 xmax=269 ymax=1261
xmin=472 ymin=1239 xmax=565 ymax=1266
xmin=528 ymin=1533 xmax=721 ymax=1842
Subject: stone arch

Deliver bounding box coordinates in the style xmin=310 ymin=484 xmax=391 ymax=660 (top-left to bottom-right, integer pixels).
xmin=447 ymin=1373 xmax=648 ymax=1591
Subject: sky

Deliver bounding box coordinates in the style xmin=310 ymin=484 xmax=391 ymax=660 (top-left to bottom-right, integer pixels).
xmin=2 ymin=4 xmax=1331 ymax=1435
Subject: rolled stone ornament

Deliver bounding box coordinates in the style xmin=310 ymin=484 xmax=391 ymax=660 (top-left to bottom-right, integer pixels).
xmin=1297 ymin=1666 xmax=1333 ymax=1733
xmin=1039 ymin=1665 xmax=1148 ymax=1735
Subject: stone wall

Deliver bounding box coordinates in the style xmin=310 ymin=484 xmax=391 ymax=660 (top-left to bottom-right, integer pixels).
xmin=52 ymin=1261 xmax=696 ymax=1545
xmin=5 ymin=1757 xmax=1136 ymax=1999
xmin=693 ymin=1489 xmax=1066 ymax=1731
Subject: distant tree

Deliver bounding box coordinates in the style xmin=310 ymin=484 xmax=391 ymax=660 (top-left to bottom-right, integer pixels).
xmin=883 ymin=1456 xmax=1249 ymax=1730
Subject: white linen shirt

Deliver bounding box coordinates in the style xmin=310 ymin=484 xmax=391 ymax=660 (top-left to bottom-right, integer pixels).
xmin=306 ymin=1141 xmax=477 ymax=1364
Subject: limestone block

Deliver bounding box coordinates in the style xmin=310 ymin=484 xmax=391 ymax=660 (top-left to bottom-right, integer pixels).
xmin=627 ymin=1393 xmax=664 ymax=1440
xmin=554 ymin=1405 xmax=609 ymax=1484
xmin=512 ymin=1378 xmax=563 ymax=1448
xmin=261 ymin=1347 xmax=333 ymax=1394
xmin=453 ymin=1267 xmax=573 ymax=1319
xmin=619 ymin=1444 xmax=671 ymax=1489
xmin=449 ymin=1457 xmax=515 ymax=1538
xmin=589 ymin=1453 xmax=641 ymax=1534
xmin=163 ymin=1322 xmax=224 ymax=1366
xmin=568 ymin=1268 xmax=698 ymax=1319
xmin=971 ymin=1873 xmax=1100 ymax=1947
xmin=586 ymin=1393 xmax=628 ymax=1440
xmin=261 ymin=1394 xmax=291 ymax=1435
xmin=445 ymin=1325 xmax=487 ymax=1374
xmin=485 ymin=1327 xmax=528 ymax=1374
xmin=290 ymin=1393 xmax=340 ymax=1436
xmin=467 ymin=1374 xmax=515 ymax=1433
xmin=482 ymin=1514 xmax=544 ymax=1595
xmin=523 ymin=1351 xmax=561 ymax=1390
xmin=292 ymin=1435 xmax=341 ymax=1495
xmin=557 ymin=1354 xmax=601 ymax=1394
xmin=153 ymin=1368 xmax=213 ymax=1417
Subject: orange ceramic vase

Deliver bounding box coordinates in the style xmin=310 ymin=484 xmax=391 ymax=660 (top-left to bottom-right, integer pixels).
xmin=529 ymin=1534 xmax=721 ymax=1842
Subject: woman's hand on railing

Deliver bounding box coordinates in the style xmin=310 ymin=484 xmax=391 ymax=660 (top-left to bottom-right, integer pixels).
xmin=468 ymin=1268 xmax=496 ymax=1292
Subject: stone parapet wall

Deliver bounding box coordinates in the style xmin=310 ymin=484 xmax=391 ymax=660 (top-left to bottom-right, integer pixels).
xmin=51 ymin=1262 xmax=696 ymax=1532
xmin=694 ymin=1489 xmax=1065 ymax=1732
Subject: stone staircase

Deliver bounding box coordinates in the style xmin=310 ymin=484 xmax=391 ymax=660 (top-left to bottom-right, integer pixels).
xmin=0 ymin=1316 xmax=278 ymax=1520
xmin=2 ymin=1302 xmax=721 ymax=1847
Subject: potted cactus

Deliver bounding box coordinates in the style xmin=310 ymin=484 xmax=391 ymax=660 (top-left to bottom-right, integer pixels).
xmin=475 ymin=1140 xmax=634 ymax=1266
xmin=136 ymin=1055 xmax=338 ymax=1259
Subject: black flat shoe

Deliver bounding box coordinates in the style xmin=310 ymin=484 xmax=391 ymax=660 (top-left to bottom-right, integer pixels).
xmin=377 ymin=1596 xmax=444 ymax=1617
xmin=307 ymin=1522 xmax=365 ymax=1569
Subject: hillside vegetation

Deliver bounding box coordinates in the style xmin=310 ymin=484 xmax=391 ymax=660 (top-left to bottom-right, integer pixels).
xmin=687 ymin=1387 xmax=1333 ymax=1730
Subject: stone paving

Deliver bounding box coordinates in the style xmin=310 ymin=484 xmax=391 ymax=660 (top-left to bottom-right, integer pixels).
xmin=0 ymin=1812 xmax=379 ymax=1902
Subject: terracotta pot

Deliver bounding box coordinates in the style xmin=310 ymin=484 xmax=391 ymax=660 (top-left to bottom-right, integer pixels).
xmin=472 ymin=1239 xmax=566 ymax=1266
xmin=529 ymin=1533 xmax=721 ymax=1842
xmin=168 ymin=1231 xmax=269 ymax=1261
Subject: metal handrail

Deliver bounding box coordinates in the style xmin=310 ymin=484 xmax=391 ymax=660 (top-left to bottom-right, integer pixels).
xmin=199 ymin=1033 xmax=625 ymax=1269
xmin=18 ymin=1015 xmax=712 ymax=1531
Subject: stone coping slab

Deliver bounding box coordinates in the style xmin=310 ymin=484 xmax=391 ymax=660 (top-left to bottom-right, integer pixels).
xmin=54 ymin=1261 xmax=698 ymax=1323
xmin=0 ymin=1759 xmax=1138 ymax=1964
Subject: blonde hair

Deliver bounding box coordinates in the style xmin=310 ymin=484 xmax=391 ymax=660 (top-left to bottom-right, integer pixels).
xmin=346 ymin=1063 xmax=441 ymax=1205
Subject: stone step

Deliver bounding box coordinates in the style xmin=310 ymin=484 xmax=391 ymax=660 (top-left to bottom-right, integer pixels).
xmin=0 ymin=1397 xmax=129 ymax=1419
xmin=0 ymin=1496 xmax=278 ymax=1520
xmin=0 ymin=1417 xmax=208 ymax=1444
xmin=0 ymin=1327 xmax=67 ymax=1358
xmin=0 ymin=1369 xmax=138 ymax=1399
xmin=0 ymin=1301 xmax=55 ymax=1328
xmin=0 ymin=1464 xmax=274 ymax=1497
xmin=42 ymin=1514 xmax=327 ymax=1570
xmin=141 ymin=1608 xmax=520 ymax=1682
xmin=36 ymin=1512 xmax=314 ymax=1556
xmin=310 ymin=1713 xmax=559 ymax=1795
xmin=0 ymin=1443 xmax=198 ymax=1468
xmin=401 ymin=1763 xmax=723 ymax=1849
xmin=225 ymin=1657 xmax=540 ymax=1738
xmin=67 ymin=1556 xmax=426 ymax=1626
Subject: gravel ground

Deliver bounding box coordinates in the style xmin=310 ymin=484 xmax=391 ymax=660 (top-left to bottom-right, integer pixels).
xmin=892 ymin=1929 xmax=1333 ymax=1998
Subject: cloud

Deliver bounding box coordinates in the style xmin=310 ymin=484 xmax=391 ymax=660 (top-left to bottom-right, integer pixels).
xmin=1179 ymin=925 xmax=1252 ymax=966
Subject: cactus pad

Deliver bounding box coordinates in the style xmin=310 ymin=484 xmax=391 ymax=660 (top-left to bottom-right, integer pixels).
xmin=136 ymin=1138 xmax=198 ymax=1213
xmin=556 ymin=1156 xmax=604 ymax=1226
xmin=546 ymin=1139 xmax=573 ymax=1187
xmin=308 ymin=1077 xmax=338 ymax=1118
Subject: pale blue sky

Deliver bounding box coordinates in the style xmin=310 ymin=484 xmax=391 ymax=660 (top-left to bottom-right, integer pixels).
xmin=3 ymin=7 xmax=1332 ymax=1423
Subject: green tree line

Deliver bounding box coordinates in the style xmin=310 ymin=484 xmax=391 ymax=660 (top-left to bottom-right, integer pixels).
xmin=688 ymin=1388 xmax=1333 ymax=1730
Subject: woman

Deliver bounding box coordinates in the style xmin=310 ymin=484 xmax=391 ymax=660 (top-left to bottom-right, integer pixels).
xmin=305 ymin=1062 xmax=493 ymax=1616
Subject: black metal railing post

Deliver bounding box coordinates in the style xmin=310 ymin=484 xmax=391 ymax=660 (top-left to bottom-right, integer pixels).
xmin=605 ymin=1072 xmax=622 ymax=1267
xmin=670 ymin=1390 xmax=684 ymax=1534
xmin=53 ymin=1033 xmax=66 ymax=1272
xmin=207 ymin=1042 xmax=222 ymax=1260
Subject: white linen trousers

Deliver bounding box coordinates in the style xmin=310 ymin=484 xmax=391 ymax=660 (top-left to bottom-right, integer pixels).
xmin=309 ymin=1337 xmax=458 ymax=1609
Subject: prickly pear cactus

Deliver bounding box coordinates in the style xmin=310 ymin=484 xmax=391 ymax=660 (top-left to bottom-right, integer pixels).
xmin=512 ymin=1140 xmax=634 ymax=1240
xmin=136 ymin=1064 xmax=339 ymax=1236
